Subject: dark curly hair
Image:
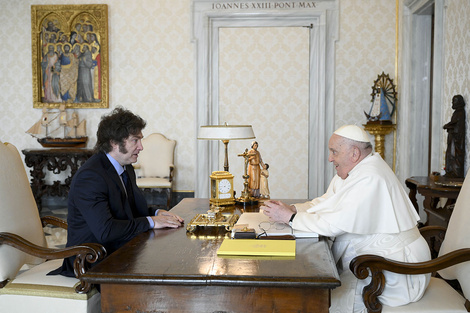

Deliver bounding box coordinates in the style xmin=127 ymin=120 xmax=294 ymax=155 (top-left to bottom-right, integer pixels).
xmin=94 ymin=106 xmax=146 ymax=154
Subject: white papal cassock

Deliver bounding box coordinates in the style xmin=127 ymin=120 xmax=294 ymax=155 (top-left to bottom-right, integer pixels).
xmin=292 ymin=152 xmax=431 ymax=313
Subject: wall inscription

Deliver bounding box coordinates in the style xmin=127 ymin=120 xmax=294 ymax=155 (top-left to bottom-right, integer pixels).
xmin=211 ymin=2 xmax=317 ymax=10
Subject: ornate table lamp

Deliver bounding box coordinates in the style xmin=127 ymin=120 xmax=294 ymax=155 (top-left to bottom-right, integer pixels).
xmin=198 ymin=124 xmax=255 ymax=172
xmin=198 ymin=124 xmax=255 ymax=210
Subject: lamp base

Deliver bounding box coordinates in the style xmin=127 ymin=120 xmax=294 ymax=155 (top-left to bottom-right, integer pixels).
xmin=235 ymin=196 xmax=258 ymax=206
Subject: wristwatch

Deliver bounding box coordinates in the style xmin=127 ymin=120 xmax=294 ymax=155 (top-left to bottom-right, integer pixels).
xmin=288 ymin=213 xmax=296 ymax=227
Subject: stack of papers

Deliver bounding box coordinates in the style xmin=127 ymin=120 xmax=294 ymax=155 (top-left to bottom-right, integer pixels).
xmin=233 ymin=212 xmax=319 ymax=238
xmin=217 ymin=239 xmax=296 ymax=257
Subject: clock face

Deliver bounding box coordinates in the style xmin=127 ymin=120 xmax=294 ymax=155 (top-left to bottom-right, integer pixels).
xmin=218 ymin=179 xmax=231 ymax=194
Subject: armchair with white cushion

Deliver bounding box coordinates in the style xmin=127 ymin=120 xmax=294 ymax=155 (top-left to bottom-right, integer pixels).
xmin=350 ymin=171 xmax=470 ymax=312
xmin=0 ymin=141 xmax=105 ymax=313
xmin=134 ymin=133 xmax=176 ymax=210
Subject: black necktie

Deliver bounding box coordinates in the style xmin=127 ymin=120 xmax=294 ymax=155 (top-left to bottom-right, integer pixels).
xmin=121 ymin=170 xmax=137 ymax=216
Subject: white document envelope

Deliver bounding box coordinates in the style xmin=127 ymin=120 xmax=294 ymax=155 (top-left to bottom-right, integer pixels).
xmin=234 ymin=212 xmax=319 ymax=238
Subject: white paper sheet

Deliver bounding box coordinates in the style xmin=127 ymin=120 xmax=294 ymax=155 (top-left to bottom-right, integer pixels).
xmin=233 ymin=212 xmax=319 ymax=238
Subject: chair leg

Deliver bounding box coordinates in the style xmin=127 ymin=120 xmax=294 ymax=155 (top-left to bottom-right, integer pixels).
xmin=166 ymin=188 xmax=172 ymax=210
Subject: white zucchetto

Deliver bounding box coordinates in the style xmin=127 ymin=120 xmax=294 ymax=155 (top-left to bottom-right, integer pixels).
xmin=333 ymin=125 xmax=371 ymax=143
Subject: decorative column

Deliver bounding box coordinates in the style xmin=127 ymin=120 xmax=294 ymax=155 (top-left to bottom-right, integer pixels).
xmin=363 ymin=123 xmax=396 ymax=159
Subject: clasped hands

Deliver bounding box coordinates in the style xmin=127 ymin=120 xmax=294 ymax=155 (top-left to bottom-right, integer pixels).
xmin=260 ymin=200 xmax=297 ymax=224
xmin=151 ymin=209 xmax=184 ymax=229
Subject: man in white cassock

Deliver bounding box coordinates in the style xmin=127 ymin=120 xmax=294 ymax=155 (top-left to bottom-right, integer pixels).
xmin=261 ymin=125 xmax=431 ymax=313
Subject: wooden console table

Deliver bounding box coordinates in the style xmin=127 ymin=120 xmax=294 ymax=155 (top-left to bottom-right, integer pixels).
xmin=22 ymin=148 xmax=93 ymax=211
xmin=405 ymin=176 xmax=463 ymax=227
xmin=82 ymin=198 xmax=340 ymax=313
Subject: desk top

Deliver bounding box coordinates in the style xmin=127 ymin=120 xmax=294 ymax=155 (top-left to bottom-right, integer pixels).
xmin=406 ymin=176 xmax=463 ymax=195
xmin=82 ymin=198 xmax=340 ymax=289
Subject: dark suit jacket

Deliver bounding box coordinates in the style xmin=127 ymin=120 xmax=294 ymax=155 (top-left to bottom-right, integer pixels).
xmin=52 ymin=152 xmax=154 ymax=277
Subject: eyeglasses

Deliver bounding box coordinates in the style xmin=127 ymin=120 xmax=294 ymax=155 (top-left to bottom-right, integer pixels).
xmin=257 ymin=221 xmax=293 ymax=238
xmin=259 ymin=221 xmax=288 ymax=231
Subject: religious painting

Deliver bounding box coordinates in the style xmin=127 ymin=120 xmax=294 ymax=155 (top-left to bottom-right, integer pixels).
xmin=31 ymin=4 xmax=108 ymax=108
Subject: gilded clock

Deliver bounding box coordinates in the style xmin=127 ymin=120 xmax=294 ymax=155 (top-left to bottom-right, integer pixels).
xmin=210 ymin=171 xmax=235 ymax=206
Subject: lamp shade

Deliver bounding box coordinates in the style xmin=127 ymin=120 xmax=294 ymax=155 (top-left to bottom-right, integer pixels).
xmin=198 ymin=125 xmax=255 ymax=140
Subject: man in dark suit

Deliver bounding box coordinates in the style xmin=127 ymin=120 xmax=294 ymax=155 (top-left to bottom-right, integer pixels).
xmin=51 ymin=107 xmax=183 ymax=277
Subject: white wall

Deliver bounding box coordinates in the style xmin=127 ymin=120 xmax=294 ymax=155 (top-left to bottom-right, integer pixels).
xmin=0 ymin=0 xmax=195 ymax=191
xmin=0 ymin=0 xmax=468 ymax=197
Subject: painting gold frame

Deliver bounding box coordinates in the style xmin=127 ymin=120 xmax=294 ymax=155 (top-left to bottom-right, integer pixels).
xmin=31 ymin=4 xmax=108 ymax=109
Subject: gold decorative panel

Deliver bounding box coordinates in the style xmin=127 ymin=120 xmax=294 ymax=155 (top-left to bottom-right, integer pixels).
xmin=31 ymin=4 xmax=108 ymax=108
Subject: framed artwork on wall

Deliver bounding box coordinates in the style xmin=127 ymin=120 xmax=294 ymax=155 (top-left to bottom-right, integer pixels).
xmin=31 ymin=4 xmax=108 ymax=109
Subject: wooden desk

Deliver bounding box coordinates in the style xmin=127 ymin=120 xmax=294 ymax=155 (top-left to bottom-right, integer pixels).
xmin=82 ymin=198 xmax=340 ymax=313
xmin=405 ymin=176 xmax=462 ymax=227
xmin=22 ymin=148 xmax=93 ymax=211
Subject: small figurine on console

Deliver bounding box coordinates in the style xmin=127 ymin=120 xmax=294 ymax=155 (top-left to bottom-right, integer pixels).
xmin=260 ymin=163 xmax=270 ymax=199
xmin=443 ymin=95 xmax=466 ymax=178
xmin=364 ymin=87 xmax=393 ymax=124
xmin=248 ymin=141 xmax=265 ymax=198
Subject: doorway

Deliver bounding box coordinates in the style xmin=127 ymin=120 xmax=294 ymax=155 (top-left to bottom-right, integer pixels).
xmin=398 ymin=0 xmax=444 ymax=183
xmin=218 ymin=27 xmax=310 ymax=198
xmin=192 ymin=0 xmax=339 ymax=198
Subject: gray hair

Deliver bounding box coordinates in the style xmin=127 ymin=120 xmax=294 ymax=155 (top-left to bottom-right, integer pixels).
xmin=341 ymin=136 xmax=373 ymax=153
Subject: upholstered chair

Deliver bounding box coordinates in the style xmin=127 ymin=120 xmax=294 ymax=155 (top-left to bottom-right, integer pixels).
xmin=0 ymin=141 xmax=105 ymax=313
xmin=134 ymin=133 xmax=176 ymax=210
xmin=350 ymin=172 xmax=470 ymax=312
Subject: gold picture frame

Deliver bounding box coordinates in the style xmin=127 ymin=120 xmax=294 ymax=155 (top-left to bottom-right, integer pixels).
xmin=31 ymin=4 xmax=108 ymax=109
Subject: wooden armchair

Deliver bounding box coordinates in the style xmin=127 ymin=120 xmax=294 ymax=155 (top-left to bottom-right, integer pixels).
xmin=350 ymin=172 xmax=470 ymax=312
xmin=0 ymin=141 xmax=106 ymax=312
xmin=134 ymin=133 xmax=176 ymax=210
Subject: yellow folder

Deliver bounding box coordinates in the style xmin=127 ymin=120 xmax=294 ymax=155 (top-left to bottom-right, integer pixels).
xmin=217 ymin=239 xmax=296 ymax=257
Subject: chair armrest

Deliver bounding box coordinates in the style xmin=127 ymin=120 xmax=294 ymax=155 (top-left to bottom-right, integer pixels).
xmin=0 ymin=232 xmax=106 ymax=294
xmin=41 ymin=216 xmax=68 ymax=230
xmin=419 ymin=225 xmax=447 ymax=239
xmin=350 ymin=249 xmax=470 ymax=313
